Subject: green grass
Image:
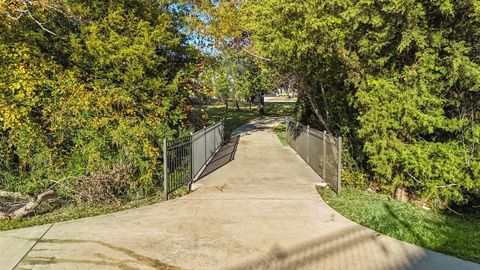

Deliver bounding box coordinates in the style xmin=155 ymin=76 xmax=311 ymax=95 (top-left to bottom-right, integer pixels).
xmin=205 ymin=105 xmax=258 ymax=138
xmin=205 ymin=102 xmax=294 ymax=138
xmin=318 ymin=187 xmax=480 ymax=263
xmin=274 ymin=122 xmax=289 ymax=146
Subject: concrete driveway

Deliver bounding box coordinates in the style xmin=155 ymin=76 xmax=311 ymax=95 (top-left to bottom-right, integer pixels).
xmin=1 ymin=118 xmax=479 ymax=270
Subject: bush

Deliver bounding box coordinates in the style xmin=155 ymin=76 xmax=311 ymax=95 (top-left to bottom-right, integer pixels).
xmin=68 ymin=163 xmax=134 ymax=204
xmin=0 ymin=0 xmax=198 ymax=198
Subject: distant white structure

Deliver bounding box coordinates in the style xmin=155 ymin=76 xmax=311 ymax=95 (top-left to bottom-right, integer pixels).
xmin=264 ymin=87 xmax=297 ymax=103
xmin=275 ymin=87 xmax=297 ymax=99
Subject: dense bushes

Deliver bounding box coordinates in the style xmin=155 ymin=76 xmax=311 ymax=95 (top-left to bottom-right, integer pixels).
xmin=0 ymin=1 xmax=199 ymax=198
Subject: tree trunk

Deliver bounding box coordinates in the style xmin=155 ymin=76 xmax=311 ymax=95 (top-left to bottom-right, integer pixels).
xmin=235 ymin=100 xmax=240 ymax=111
xmin=320 ymin=83 xmax=329 ymax=125
xmin=219 ymin=93 xmax=229 ymax=111
xmin=305 ymin=85 xmax=331 ymax=134
xmin=258 ymin=95 xmax=265 ymax=115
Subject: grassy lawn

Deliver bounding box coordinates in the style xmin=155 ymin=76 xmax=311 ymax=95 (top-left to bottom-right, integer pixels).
xmin=205 ymin=105 xmax=258 ymax=138
xmin=274 ymin=122 xmax=289 ymax=146
xmin=205 ymin=102 xmax=294 ymax=138
xmin=318 ymin=186 xmax=480 ymax=263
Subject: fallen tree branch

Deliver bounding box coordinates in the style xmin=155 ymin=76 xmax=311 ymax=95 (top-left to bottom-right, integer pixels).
xmin=11 ymin=190 xmax=57 ymax=220
xmin=0 ymin=189 xmax=57 ymax=220
xmin=0 ymin=190 xmax=31 ymax=200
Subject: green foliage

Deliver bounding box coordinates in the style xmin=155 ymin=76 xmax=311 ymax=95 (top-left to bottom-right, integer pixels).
xmin=274 ymin=122 xmax=289 ymax=146
xmin=341 ymin=169 xmax=369 ymax=189
xmin=226 ymin=0 xmax=480 ymax=204
xmin=346 ymin=1 xmax=480 ymax=204
xmin=199 ymin=55 xmax=276 ymax=109
xmin=319 ymin=186 xmax=480 ymax=263
xmin=0 ymin=1 xmax=199 ymax=197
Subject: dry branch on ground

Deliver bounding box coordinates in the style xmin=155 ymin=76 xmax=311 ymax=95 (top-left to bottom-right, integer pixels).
xmin=0 ymin=189 xmax=57 ymax=220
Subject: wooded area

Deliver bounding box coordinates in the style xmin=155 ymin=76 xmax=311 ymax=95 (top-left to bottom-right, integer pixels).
xmin=193 ymin=0 xmax=480 ymax=206
xmin=0 ymin=0 xmax=479 ymax=220
xmin=0 ymin=0 xmax=204 ymax=219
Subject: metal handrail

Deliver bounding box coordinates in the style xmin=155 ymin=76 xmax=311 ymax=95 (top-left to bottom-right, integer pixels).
xmin=286 ymin=118 xmax=342 ymax=195
xmin=163 ymin=122 xmax=224 ymax=200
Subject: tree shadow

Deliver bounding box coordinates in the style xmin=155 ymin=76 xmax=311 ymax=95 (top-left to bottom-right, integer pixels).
xmin=382 ymin=202 xmax=428 ymax=248
xmin=381 ymin=202 xmax=480 ymax=264
xmin=230 ymin=117 xmax=283 ymax=137
xmin=226 ymin=226 xmax=395 ymax=270
xmin=226 ymin=223 xmax=477 ymax=270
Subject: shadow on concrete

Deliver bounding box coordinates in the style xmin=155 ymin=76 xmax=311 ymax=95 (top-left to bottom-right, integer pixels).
xmin=197 ymin=135 xmax=240 ymax=180
xmin=224 ymin=225 xmax=465 ymax=270
xmin=9 ymin=236 xmax=182 ymax=270
xmin=230 ymin=117 xmax=283 ymax=137
xmin=226 ymin=226 xmax=385 ymax=270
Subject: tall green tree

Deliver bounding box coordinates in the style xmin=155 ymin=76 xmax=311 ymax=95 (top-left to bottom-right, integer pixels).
xmin=195 ymin=0 xmax=480 ymax=205
xmin=0 ymin=0 xmax=199 ymax=195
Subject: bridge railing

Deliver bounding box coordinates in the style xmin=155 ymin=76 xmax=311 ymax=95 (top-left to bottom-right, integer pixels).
xmin=286 ymin=119 xmax=342 ymax=194
xmin=162 ymin=122 xmax=224 ymax=200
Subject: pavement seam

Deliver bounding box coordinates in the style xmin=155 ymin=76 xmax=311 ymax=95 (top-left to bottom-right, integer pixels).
xmin=11 ymin=223 xmax=54 ymax=270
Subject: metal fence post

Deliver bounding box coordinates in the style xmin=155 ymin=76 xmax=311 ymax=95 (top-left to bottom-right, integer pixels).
xmin=285 ymin=118 xmax=289 ymax=145
xmin=163 ymin=138 xmax=168 ymax=201
xmin=189 ymin=136 xmax=193 ymax=192
xmin=286 ymin=117 xmax=288 ymax=133
xmin=322 ymin=130 xmax=326 ymax=180
xmin=204 ymin=126 xmax=207 ymax=162
xmin=190 ymin=132 xmax=195 ymax=179
xmin=337 ymin=136 xmax=342 ymax=196
xmin=295 ymin=123 xmax=299 ymax=153
xmin=307 ymin=125 xmax=310 ymax=164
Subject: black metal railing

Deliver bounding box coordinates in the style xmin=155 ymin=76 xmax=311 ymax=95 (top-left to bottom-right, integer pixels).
xmin=163 ymin=136 xmax=192 ymax=199
xmin=162 ymin=122 xmax=224 ymax=200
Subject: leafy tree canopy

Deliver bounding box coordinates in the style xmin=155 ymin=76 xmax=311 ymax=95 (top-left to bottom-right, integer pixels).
xmin=194 ymin=0 xmax=480 ymax=205
xmin=0 ymin=0 xmax=200 ymax=195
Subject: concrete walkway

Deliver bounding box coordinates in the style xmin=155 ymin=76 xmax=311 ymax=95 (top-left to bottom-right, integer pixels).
xmin=1 ymin=118 xmax=479 ymax=270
